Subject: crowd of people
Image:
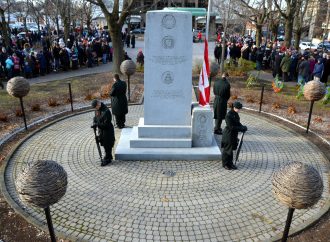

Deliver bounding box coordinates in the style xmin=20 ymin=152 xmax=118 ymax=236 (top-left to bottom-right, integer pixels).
xmin=214 ymin=35 xmax=330 ymax=85
xmin=0 ymin=28 xmax=144 ymax=89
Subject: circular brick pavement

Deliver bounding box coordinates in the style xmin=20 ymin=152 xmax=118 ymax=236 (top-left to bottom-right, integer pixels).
xmin=3 ymin=105 xmax=330 ymax=242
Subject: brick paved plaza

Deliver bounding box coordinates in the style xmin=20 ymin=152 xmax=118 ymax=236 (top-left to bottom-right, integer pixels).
xmin=2 ymin=105 xmax=329 ymax=242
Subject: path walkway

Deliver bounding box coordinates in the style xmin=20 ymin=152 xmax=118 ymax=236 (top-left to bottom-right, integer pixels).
xmin=2 ymin=105 xmax=329 ymax=242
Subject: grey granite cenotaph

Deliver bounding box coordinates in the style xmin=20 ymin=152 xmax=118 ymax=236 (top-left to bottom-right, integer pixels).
xmin=115 ymin=10 xmax=221 ymax=160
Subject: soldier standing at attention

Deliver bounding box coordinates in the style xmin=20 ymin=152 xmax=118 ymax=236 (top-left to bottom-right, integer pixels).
xmin=91 ymin=100 xmax=115 ymax=166
xmin=213 ymin=72 xmax=231 ymax=135
xmin=221 ymin=101 xmax=247 ymax=170
xmin=110 ymin=74 xmax=128 ymax=129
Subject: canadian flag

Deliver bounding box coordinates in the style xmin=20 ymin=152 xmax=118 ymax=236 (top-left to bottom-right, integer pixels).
xmin=198 ymin=39 xmax=210 ymax=106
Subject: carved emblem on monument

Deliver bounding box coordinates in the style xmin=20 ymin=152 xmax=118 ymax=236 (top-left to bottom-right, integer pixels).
xmin=162 ymin=14 xmax=176 ymax=29
xmin=161 ymin=71 xmax=174 ymax=85
xmin=162 ymin=36 xmax=174 ymax=49
xmin=198 ymin=114 xmax=207 ymax=124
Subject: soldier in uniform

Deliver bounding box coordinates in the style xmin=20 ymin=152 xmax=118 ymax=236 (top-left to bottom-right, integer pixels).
xmin=91 ymin=100 xmax=115 ymax=166
xmin=110 ymin=74 xmax=128 ymax=129
xmin=213 ymin=72 xmax=231 ymax=135
xmin=221 ymin=101 xmax=247 ymax=170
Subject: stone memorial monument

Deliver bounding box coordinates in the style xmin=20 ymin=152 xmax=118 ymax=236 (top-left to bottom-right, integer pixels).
xmin=115 ymin=10 xmax=221 ymax=160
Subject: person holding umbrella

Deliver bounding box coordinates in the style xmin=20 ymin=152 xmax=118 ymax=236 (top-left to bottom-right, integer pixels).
xmin=221 ymin=101 xmax=247 ymax=170
xmin=91 ymin=100 xmax=115 ymax=166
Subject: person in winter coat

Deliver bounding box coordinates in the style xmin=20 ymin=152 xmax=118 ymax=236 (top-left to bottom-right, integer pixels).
xmin=313 ymin=58 xmax=324 ymax=82
xmin=213 ymin=72 xmax=231 ymax=135
xmin=125 ymin=33 xmax=131 ymax=48
xmin=5 ymin=56 xmax=14 ymax=80
xmin=280 ymin=51 xmax=291 ymax=82
xmin=12 ymin=53 xmax=21 ymax=76
xmin=321 ymin=54 xmax=330 ymax=84
xmin=131 ymin=34 xmax=136 ymax=48
xmin=136 ymin=50 xmax=144 ymax=67
xmin=221 ymin=101 xmax=247 ymax=170
xmin=214 ymin=44 xmax=222 ymax=64
xmin=256 ymin=48 xmax=264 ymax=71
xmin=297 ymin=55 xmax=310 ymax=85
xmin=110 ymin=74 xmax=128 ymax=129
xmin=91 ymin=100 xmax=115 ymax=166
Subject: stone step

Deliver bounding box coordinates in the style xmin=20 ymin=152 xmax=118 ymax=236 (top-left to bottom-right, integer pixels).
xmin=115 ymin=128 xmax=221 ymax=161
xmin=137 ymin=118 xmax=192 ymax=138
xmin=130 ymin=127 xmax=192 ymax=148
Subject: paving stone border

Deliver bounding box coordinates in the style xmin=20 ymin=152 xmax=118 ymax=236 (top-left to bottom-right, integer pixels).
xmin=1 ymin=105 xmax=329 ymax=242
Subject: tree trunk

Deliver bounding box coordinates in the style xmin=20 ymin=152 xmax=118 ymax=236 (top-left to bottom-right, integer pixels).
xmin=56 ymin=17 xmax=60 ymax=35
xmin=110 ymin=25 xmax=124 ymax=74
xmin=0 ymin=8 xmax=10 ymax=47
xmin=63 ymin=17 xmax=70 ymax=43
xmin=256 ymin=24 xmax=262 ymax=47
xmin=284 ymin=18 xmax=294 ymax=48
xmin=294 ymin=29 xmax=301 ymax=50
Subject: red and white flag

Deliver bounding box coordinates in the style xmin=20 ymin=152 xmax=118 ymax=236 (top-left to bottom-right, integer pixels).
xmin=198 ymin=38 xmax=210 ymax=106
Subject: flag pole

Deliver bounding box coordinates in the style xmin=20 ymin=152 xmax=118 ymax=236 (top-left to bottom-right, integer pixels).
xmin=206 ymin=0 xmax=212 ymax=41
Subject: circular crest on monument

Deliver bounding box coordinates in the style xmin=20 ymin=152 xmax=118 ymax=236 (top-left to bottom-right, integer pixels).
xmin=303 ymin=80 xmax=326 ymax=101
xmin=120 ymin=60 xmax=136 ymax=76
xmin=16 ymin=160 xmax=68 ymax=208
xmin=6 ymin=76 xmax=30 ymax=98
xmin=272 ymin=161 xmax=323 ymax=209
xmin=162 ymin=14 xmax=176 ymax=29
xmin=210 ymin=62 xmax=220 ymax=78
xmin=162 ymin=36 xmax=175 ymax=49
xmin=161 ymin=71 xmax=174 ymax=85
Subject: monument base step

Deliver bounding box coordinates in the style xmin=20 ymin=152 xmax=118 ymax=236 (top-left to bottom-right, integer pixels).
xmin=115 ymin=128 xmax=221 ymax=161
xmin=138 ymin=118 xmax=192 ymax=138
xmin=130 ymin=127 xmax=192 ymax=148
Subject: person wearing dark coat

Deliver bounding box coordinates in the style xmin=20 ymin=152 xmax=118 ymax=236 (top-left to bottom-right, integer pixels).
xmin=213 ymin=72 xmax=231 ymax=135
xmin=321 ymin=54 xmax=330 ymax=84
xmin=214 ymin=44 xmax=222 ymax=64
xmin=131 ymin=34 xmax=136 ymax=48
xmin=297 ymin=55 xmax=310 ymax=85
xmin=125 ymin=33 xmax=131 ymax=48
xmin=91 ymin=100 xmax=115 ymax=166
xmin=110 ymin=74 xmax=128 ymax=128
xmin=221 ymin=101 xmax=247 ymax=170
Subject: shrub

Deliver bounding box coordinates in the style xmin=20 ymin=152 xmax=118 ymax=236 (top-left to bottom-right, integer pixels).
xmin=272 ymin=102 xmax=281 ymax=110
xmin=48 ymin=98 xmax=59 ymax=107
xmin=15 ymin=109 xmax=23 ymax=117
xmin=246 ymin=72 xmax=260 ymax=89
xmin=287 ymin=105 xmax=297 ymax=114
xmin=245 ymin=95 xmax=255 ymax=103
xmin=136 ymin=64 xmax=144 ymax=73
xmin=0 ymin=113 xmax=8 ymax=122
xmin=313 ymin=116 xmax=323 ymax=123
xmin=64 ymin=97 xmax=72 ymax=104
xmin=100 ymin=84 xmax=112 ymax=99
xmin=192 ymin=60 xmax=203 ymax=75
xmin=30 ymin=103 xmax=41 ymax=111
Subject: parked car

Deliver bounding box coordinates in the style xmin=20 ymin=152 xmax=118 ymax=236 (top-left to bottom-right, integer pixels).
xmin=299 ymin=42 xmax=317 ymax=51
xmin=130 ymin=28 xmax=145 ymax=34
xmin=317 ymin=42 xmax=330 ymax=52
xmin=17 ymin=32 xmax=27 ymax=39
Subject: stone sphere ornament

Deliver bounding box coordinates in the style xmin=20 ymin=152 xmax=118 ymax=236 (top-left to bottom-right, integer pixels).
xmin=303 ymin=80 xmax=326 ymax=101
xmin=272 ymin=161 xmax=323 ymax=209
xmin=120 ymin=60 xmax=136 ymax=76
xmin=210 ymin=61 xmax=220 ymax=78
xmin=16 ymin=160 xmax=68 ymax=208
xmin=6 ymin=76 xmax=30 ymax=98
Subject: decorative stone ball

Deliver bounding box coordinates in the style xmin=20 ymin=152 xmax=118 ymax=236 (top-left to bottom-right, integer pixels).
xmin=6 ymin=76 xmax=30 ymax=98
xmin=210 ymin=62 xmax=220 ymax=78
xmin=272 ymin=161 xmax=323 ymax=209
xmin=303 ymin=80 xmax=326 ymax=101
xmin=16 ymin=160 xmax=68 ymax=208
xmin=120 ymin=60 xmax=136 ymax=76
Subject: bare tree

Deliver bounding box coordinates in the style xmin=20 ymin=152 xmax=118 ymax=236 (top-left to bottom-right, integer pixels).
xmin=293 ymin=0 xmax=309 ymax=49
xmin=87 ymin=0 xmax=135 ymax=74
xmin=27 ymin=0 xmax=45 ymax=31
xmin=0 ymin=0 xmax=12 ymax=46
xmin=274 ymin=0 xmax=298 ymax=48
